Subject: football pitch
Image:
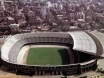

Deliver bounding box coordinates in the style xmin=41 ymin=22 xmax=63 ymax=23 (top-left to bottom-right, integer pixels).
xmin=26 ymin=47 xmax=69 ymax=65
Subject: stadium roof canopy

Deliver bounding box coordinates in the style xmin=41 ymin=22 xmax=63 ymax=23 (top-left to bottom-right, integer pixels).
xmin=68 ymin=31 xmax=97 ymax=55
xmin=1 ymin=31 xmax=103 ymax=63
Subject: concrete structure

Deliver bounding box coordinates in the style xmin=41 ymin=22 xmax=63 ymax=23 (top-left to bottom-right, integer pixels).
xmin=1 ymin=31 xmax=103 ymax=75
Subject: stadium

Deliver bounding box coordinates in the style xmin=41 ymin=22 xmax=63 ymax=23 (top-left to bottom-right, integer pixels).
xmin=1 ymin=31 xmax=103 ymax=75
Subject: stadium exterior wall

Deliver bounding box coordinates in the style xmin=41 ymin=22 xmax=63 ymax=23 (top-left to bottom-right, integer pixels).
xmin=2 ymin=59 xmax=97 ymax=75
xmin=1 ymin=32 xmax=98 ymax=75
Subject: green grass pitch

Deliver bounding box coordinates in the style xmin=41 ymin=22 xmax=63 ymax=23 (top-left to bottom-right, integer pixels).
xmin=26 ymin=47 xmax=69 ymax=65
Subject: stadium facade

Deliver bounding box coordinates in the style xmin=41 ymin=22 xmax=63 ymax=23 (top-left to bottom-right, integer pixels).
xmin=1 ymin=31 xmax=103 ymax=75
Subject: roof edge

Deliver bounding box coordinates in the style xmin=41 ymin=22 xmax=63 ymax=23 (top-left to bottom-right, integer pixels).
xmin=86 ymin=31 xmax=103 ymax=56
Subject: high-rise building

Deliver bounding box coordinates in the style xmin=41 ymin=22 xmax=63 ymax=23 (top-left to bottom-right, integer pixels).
xmin=41 ymin=6 xmax=47 ymax=18
xmin=46 ymin=8 xmax=53 ymax=21
xmin=0 ymin=0 xmax=5 ymax=10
